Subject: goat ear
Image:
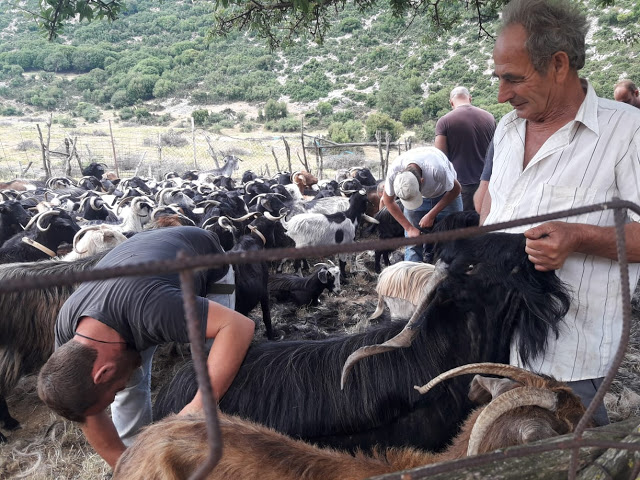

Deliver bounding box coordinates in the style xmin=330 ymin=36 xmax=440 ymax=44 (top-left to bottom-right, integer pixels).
xmin=318 ymin=269 xmax=328 ymax=283
xmin=468 ymin=375 xmax=520 ymax=404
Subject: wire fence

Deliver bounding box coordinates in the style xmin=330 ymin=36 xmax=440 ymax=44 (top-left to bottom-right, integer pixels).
xmin=0 ymin=118 xmax=413 ymax=181
xmin=1 ymin=199 xmax=638 ymax=479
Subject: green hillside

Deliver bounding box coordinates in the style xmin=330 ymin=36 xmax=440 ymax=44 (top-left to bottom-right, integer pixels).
xmin=0 ymin=0 xmax=638 ymax=142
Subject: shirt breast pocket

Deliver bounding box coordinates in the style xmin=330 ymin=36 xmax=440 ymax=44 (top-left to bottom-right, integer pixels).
xmin=539 ymin=184 xmax=600 ymax=221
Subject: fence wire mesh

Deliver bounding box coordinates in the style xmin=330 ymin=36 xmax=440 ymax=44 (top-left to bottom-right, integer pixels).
xmin=0 ymin=119 xmax=406 ymax=181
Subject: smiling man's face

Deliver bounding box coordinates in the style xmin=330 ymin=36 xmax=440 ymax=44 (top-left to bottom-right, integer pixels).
xmin=492 ymin=23 xmax=558 ymax=122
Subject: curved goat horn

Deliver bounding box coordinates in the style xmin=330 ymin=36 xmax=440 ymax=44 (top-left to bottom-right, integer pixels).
xmin=467 ymin=387 xmax=558 ymax=456
xmin=89 ymin=196 xmax=102 ymax=211
xmin=263 ymin=211 xmax=285 ymax=221
xmin=340 ymin=289 xmax=437 ymax=389
xmin=36 ymin=209 xmax=61 ymax=232
xmin=414 ymin=363 xmax=548 ymax=396
xmin=72 ymin=225 xmax=103 ymax=254
xmin=361 ymin=214 xmax=379 ymax=224
xmin=228 ymin=211 xmax=260 ymax=222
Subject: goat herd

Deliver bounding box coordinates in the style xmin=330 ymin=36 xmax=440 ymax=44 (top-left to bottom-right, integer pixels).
xmin=0 ymin=159 xmax=615 ymax=478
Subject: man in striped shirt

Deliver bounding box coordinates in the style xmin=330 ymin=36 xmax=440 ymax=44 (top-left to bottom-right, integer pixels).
xmin=485 ymin=0 xmax=640 ymax=425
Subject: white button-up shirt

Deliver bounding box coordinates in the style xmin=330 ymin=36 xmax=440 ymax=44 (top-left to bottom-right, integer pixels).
xmin=485 ymin=81 xmax=640 ymax=381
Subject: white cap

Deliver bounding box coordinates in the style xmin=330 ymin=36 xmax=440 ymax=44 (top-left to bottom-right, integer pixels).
xmin=393 ymin=171 xmax=423 ymax=210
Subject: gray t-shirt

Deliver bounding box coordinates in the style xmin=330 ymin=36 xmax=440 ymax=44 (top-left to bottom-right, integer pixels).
xmin=55 ymin=226 xmax=228 ymax=351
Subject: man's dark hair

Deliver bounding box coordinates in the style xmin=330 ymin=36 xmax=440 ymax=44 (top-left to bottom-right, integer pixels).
xmin=501 ymin=0 xmax=589 ymax=74
xmin=404 ymin=164 xmax=422 ymax=184
xmin=37 ymin=341 xmax=102 ymax=423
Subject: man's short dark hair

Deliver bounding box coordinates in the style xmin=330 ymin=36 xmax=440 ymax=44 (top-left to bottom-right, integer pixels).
xmin=404 ymin=164 xmax=422 ymax=183
xmin=37 ymin=341 xmax=102 ymax=423
xmin=501 ymin=0 xmax=589 ymax=74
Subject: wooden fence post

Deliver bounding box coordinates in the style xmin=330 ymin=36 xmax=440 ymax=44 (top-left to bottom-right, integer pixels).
xmin=301 ymin=117 xmax=309 ymax=171
xmin=191 ymin=116 xmax=198 ymax=169
xmin=108 ymin=120 xmax=120 ymax=177
xmin=282 ymin=136 xmax=292 ymax=172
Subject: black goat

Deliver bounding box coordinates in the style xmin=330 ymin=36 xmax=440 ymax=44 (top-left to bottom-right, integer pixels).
xmin=269 ymin=265 xmax=340 ymax=307
xmin=154 ymin=232 xmax=571 ymax=453
xmin=0 ymin=200 xmax=33 ymax=247
xmin=81 ymin=162 xmax=107 ymax=179
xmin=232 ymin=216 xmax=277 ymax=339
xmin=368 ymin=205 xmax=404 ymax=273
xmin=0 ymin=209 xmax=80 ymax=263
xmin=0 ymin=253 xmax=106 ymax=441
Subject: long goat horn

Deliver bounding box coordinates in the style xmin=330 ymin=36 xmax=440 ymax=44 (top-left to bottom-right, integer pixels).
xmin=414 ymin=363 xmax=548 ymax=396
xmin=466 ymin=387 xmax=558 ymax=456
xmin=36 ymin=209 xmax=61 ymax=232
xmin=340 ymin=289 xmax=437 ymax=389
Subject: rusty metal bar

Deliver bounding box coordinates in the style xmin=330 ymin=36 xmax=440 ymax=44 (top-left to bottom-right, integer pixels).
xmin=371 ymin=436 xmax=640 ymax=479
xmin=178 ymin=251 xmax=222 ymax=480
xmin=0 ymin=200 xmax=638 ymax=294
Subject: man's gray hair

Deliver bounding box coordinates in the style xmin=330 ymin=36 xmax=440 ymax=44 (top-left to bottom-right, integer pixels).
xmin=450 ymin=86 xmax=470 ymax=100
xmin=501 ymin=0 xmax=589 ymax=73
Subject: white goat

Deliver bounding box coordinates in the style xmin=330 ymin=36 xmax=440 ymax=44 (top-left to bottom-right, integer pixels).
xmin=62 ymin=225 xmax=128 ymax=261
xmin=369 ymin=261 xmax=436 ymax=320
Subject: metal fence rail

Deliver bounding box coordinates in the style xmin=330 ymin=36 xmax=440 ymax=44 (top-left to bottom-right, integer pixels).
xmin=1 ymin=199 xmax=637 ymax=480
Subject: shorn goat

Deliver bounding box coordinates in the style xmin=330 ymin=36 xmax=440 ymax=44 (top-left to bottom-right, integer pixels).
xmin=154 ymin=233 xmax=571 ymax=453
xmin=369 ymin=261 xmax=435 ymax=321
xmin=115 ymin=363 xmax=588 ymax=480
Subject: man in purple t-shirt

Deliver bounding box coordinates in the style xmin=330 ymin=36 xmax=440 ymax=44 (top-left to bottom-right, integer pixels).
xmin=435 ymin=86 xmax=496 ymax=211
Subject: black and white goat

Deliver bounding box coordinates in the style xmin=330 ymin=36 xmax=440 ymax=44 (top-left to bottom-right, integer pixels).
xmin=269 ymin=264 xmax=341 ymax=307
xmin=281 ymin=189 xmax=378 ymax=279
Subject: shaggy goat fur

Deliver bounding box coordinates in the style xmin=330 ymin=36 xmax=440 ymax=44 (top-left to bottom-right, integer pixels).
xmin=154 ymin=233 xmax=571 ymax=453
xmin=118 ymin=366 xmax=587 ymax=480
xmin=0 ymin=253 xmax=106 ymax=440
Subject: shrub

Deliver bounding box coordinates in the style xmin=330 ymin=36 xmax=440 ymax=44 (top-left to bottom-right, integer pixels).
xmin=316 ymin=101 xmax=333 ymax=116
xmin=400 ymin=107 xmax=424 ymax=127
xmin=415 ymin=120 xmax=437 ymax=143
xmin=75 ymin=102 xmax=101 ymax=123
xmin=365 ymin=113 xmax=404 ymax=141
xmin=264 ymin=99 xmax=288 ymax=120
xmin=265 ymin=117 xmax=301 ymax=132
xmin=192 ymin=109 xmax=209 ymax=126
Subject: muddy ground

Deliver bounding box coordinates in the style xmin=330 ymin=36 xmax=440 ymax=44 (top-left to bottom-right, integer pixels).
xmin=1 ymin=253 xmax=639 ymax=479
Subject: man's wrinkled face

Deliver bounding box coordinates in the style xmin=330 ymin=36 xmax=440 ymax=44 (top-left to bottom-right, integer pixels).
xmin=492 ymin=24 xmax=556 ymax=122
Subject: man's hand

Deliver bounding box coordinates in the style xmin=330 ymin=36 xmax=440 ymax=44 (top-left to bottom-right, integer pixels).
xmin=419 ymin=211 xmax=437 ymax=229
xmin=524 ymin=221 xmax=582 ymax=271
xmin=179 ymin=395 xmax=203 ymax=416
xmin=406 ymin=225 xmax=422 ymax=238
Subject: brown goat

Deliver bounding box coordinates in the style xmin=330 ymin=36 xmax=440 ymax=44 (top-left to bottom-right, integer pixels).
xmin=291 ymin=170 xmax=318 ymax=195
xmin=113 ymin=363 xmax=589 ymax=480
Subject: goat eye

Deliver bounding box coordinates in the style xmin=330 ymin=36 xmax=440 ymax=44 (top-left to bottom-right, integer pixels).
xmin=465 ymin=264 xmax=475 ymax=274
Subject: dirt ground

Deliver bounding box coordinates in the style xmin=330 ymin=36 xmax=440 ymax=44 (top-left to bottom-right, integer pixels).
xmin=1 ymin=252 xmax=639 ymax=479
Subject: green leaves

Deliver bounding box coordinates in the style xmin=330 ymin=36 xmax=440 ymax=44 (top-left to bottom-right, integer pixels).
xmin=36 ymin=0 xmax=124 ymax=39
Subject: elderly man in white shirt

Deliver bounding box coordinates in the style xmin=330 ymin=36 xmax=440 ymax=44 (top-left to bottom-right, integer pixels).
xmin=382 ymin=146 xmax=462 ymax=262
xmin=485 ymin=0 xmax=640 ymax=425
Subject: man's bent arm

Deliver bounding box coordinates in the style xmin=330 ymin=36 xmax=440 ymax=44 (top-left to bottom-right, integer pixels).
xmin=180 ymin=301 xmax=254 ymax=414
xmin=82 ymin=410 xmax=126 ymax=469
xmin=419 ymin=180 xmax=462 ymax=228
xmin=434 ymin=135 xmax=448 ymax=156
xmin=525 ymin=221 xmax=640 ymax=271
xmin=382 ymin=191 xmax=420 ymax=237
